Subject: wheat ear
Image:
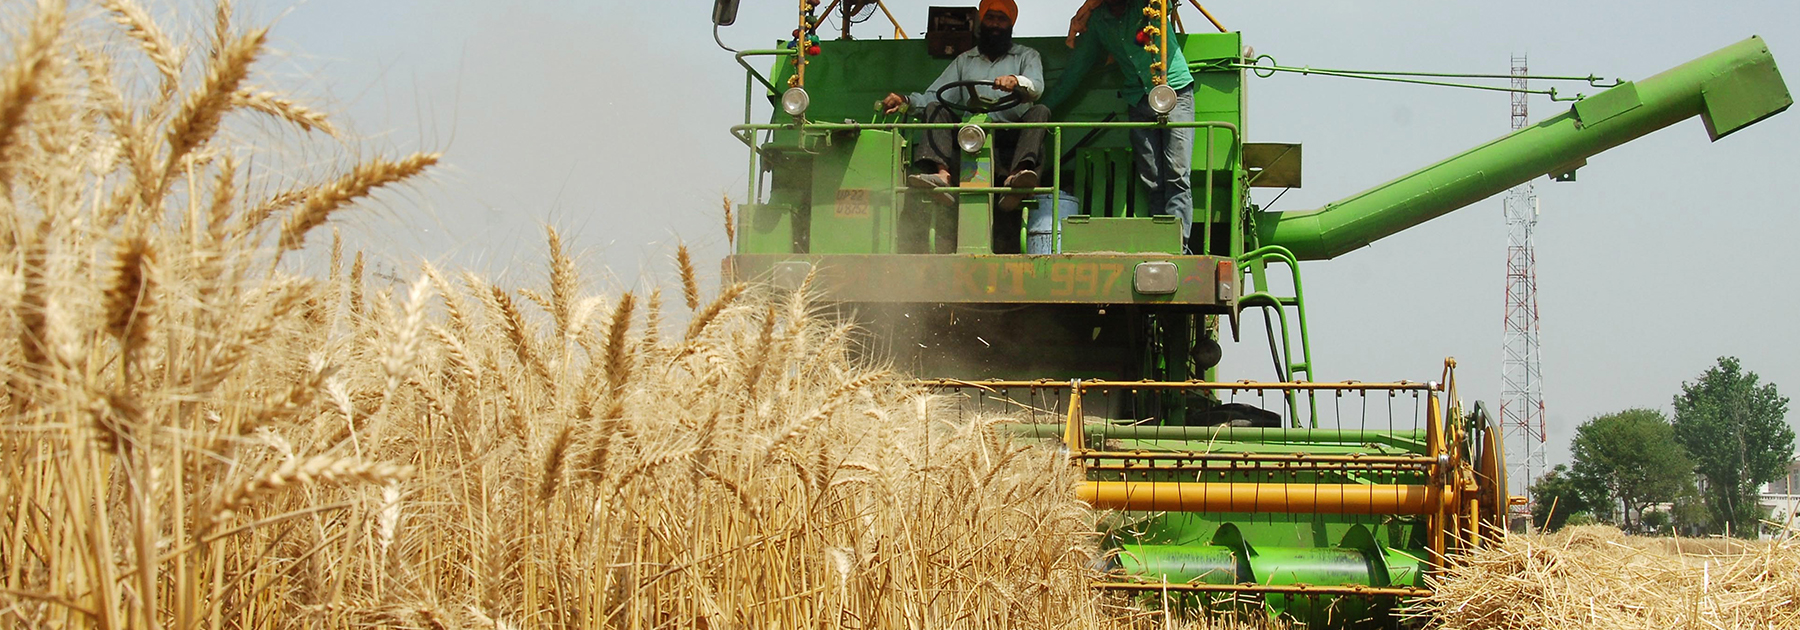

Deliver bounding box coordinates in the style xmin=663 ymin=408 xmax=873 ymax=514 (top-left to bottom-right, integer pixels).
xmin=232 ymin=87 xmax=337 ymax=136
xmin=163 ymin=27 xmax=265 ymax=186
xmin=677 ymin=244 xmax=700 ymax=311
xmin=762 ymin=371 xmax=889 ymax=461
xmin=641 ymin=289 xmax=663 ymax=349
xmin=212 ymin=0 xmax=235 ymax=50
xmin=490 ymin=285 xmax=551 ymax=387
xmin=76 ymin=46 xmax=154 ymax=194
xmin=211 ymin=456 xmax=415 ymax=527
xmin=0 ymin=0 xmax=65 ymax=174
xmin=422 ymin=262 xmax=473 ymax=336
xmin=348 ymin=251 xmax=365 ymax=317
xmin=100 ymin=0 xmax=180 ymax=99
xmin=241 ymin=187 xmax=306 ymax=234
xmin=722 ymin=193 xmax=736 ymax=246
xmin=278 ymin=152 xmax=439 ymax=252
xmin=602 ymin=292 xmax=635 ymax=398
xmin=10 ymin=231 xmax=50 ymax=405
xmin=742 ymin=304 xmax=778 ymax=399
xmin=103 ymin=235 xmax=157 ymax=357
xmin=538 ymin=424 xmax=574 ymax=503
xmin=246 ymin=359 xmax=336 ymax=435
xmin=682 ymin=282 xmax=747 ymax=343
xmin=546 ymin=226 xmax=579 ymax=339
xmin=205 ymin=157 xmax=237 ymax=242
xmin=380 ymin=276 xmax=433 ymax=396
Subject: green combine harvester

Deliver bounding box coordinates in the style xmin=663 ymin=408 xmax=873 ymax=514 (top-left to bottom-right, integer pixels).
xmin=712 ymin=1 xmax=1790 ymax=625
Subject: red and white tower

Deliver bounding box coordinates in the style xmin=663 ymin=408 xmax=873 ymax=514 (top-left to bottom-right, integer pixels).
xmin=1501 ymin=54 xmax=1547 ymax=523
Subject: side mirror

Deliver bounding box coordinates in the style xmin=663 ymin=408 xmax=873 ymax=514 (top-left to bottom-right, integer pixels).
xmin=713 ymin=0 xmax=740 ymax=27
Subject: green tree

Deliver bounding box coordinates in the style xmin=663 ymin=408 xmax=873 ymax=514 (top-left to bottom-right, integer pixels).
xmin=1671 ymin=357 xmax=1794 ymax=538
xmin=1568 ymin=408 xmax=1694 ymax=530
xmin=1530 ymin=464 xmax=1589 ymax=531
xmin=1670 ymin=486 xmax=1712 ymax=535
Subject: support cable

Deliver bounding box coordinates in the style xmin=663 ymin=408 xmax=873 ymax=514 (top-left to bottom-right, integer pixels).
xmin=1210 ymin=55 xmax=1623 ymax=101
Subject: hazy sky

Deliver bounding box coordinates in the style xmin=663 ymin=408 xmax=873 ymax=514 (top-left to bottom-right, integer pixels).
xmin=235 ymin=0 xmax=1800 ymax=473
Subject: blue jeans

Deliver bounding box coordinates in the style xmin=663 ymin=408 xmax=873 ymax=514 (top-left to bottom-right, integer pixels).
xmin=1027 ymin=191 xmax=1080 ymax=254
xmin=1128 ymin=85 xmax=1195 ymax=254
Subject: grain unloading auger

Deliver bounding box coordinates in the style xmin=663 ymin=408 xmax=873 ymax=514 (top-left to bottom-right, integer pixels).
xmin=711 ymin=2 xmax=1789 ymax=625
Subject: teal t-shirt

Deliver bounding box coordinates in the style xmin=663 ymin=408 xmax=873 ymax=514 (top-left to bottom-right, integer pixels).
xmin=1044 ymin=0 xmax=1194 ymax=109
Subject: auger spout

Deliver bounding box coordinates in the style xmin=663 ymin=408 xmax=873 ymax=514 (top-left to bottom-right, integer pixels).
xmin=1256 ymin=36 xmax=1790 ymax=261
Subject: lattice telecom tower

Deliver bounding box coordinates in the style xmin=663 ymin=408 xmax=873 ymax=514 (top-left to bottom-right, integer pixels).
xmin=1501 ymin=54 xmax=1547 ymax=519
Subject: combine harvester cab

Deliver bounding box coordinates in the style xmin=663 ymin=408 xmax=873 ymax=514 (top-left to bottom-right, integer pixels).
xmin=713 ymin=1 xmax=1789 ymax=625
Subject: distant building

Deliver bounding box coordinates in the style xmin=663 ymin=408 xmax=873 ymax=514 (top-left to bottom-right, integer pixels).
xmin=1759 ymin=460 xmax=1800 ymax=537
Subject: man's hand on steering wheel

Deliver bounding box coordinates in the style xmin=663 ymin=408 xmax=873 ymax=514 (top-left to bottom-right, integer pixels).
xmin=880 ymin=93 xmax=908 ymax=115
xmin=935 ymin=80 xmax=1025 ymax=114
xmin=993 ymin=75 xmax=1019 ymax=92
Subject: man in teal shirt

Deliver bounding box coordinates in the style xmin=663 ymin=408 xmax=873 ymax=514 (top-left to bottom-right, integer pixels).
xmin=1044 ymin=0 xmax=1197 ymax=254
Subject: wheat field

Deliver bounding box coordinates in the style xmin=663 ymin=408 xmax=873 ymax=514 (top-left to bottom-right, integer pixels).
xmin=0 ymin=1 xmax=1270 ymax=628
xmin=1418 ymin=526 xmax=1800 ymax=629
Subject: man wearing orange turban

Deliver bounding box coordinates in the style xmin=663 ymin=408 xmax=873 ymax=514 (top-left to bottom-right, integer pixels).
xmin=878 ymin=0 xmax=1048 ymax=252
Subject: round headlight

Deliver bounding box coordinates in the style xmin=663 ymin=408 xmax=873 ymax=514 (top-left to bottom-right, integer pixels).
xmin=1148 ymin=84 xmax=1178 ymax=116
xmin=781 ymin=87 xmax=810 ymax=117
xmin=956 ymin=124 xmax=987 ymax=153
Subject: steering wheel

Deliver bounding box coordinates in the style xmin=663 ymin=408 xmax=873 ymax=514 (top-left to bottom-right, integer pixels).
xmin=935 ymin=79 xmax=1025 ymax=114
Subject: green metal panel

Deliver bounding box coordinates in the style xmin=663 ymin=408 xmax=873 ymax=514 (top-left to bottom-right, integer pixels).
xmin=808 ymin=130 xmax=902 ymax=254
xmin=1573 ymin=80 xmax=1643 ymax=126
xmin=737 ymin=203 xmax=796 ymax=254
xmin=1069 ymin=148 xmax=1145 ymax=218
xmin=1187 ymin=32 xmax=1245 ymax=172
xmin=725 ymin=253 xmax=1229 ymax=305
xmin=1062 ymin=216 xmax=1183 ymax=254
xmin=956 ymin=118 xmax=995 ymax=254
xmin=1258 ymin=36 xmax=1792 ymax=260
xmin=1701 ymin=47 xmax=1793 ymax=139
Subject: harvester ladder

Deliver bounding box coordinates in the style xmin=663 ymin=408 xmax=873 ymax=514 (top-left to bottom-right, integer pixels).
xmin=1237 ymin=245 xmax=1318 ymax=426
